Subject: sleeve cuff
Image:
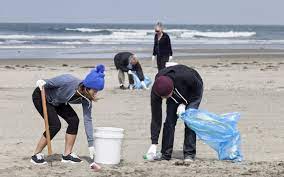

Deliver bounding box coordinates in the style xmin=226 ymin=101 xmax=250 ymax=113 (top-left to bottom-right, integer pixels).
xmin=88 ymin=140 xmax=94 ymax=147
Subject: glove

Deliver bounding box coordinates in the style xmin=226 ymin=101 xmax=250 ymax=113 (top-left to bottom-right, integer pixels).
xmin=88 ymin=146 xmax=95 ymax=160
xmin=141 ymin=81 xmax=149 ymax=90
xmin=90 ymin=162 xmax=101 ymax=172
xmin=169 ymin=56 xmax=173 ymax=61
xmin=147 ymin=144 xmax=157 ymax=155
xmin=129 ymin=84 xmax=134 ymax=90
xmin=152 ymin=56 xmax=156 ymax=68
xmin=128 ymin=70 xmax=133 ymax=75
xmin=176 ymin=104 xmax=186 ymax=116
xmin=36 ymin=80 xmax=46 ymax=90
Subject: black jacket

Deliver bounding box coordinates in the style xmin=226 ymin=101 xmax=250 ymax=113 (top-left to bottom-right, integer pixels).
xmin=153 ymin=32 xmax=173 ymax=57
xmin=150 ymin=65 xmax=203 ymax=144
xmin=114 ymin=52 xmax=145 ymax=81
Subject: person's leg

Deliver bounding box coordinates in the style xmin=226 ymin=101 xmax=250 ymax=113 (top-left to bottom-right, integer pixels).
xmin=32 ymin=88 xmax=61 ymax=154
xmin=56 ymin=104 xmax=79 ymax=155
xmin=128 ymin=73 xmax=134 ymax=86
xmin=34 ymin=136 xmax=48 ymax=155
xmin=156 ymin=56 xmax=162 ymax=71
xmin=118 ymin=69 xmax=125 ymax=87
xmin=64 ymin=134 xmax=76 ymax=155
xmin=183 ymin=92 xmax=203 ymax=159
xmin=160 ymin=56 xmax=169 ymax=70
xmin=161 ymin=100 xmax=179 ymax=160
xmin=183 ymin=125 xmax=196 ymax=159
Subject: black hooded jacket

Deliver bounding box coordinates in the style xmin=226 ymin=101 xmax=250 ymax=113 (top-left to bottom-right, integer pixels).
xmin=150 ymin=65 xmax=203 ymax=144
xmin=114 ymin=52 xmax=145 ymax=81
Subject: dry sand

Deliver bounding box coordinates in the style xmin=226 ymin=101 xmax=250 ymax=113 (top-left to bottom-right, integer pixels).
xmin=0 ymin=55 xmax=283 ymax=177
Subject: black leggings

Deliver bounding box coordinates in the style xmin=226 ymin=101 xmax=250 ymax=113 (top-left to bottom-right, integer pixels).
xmin=32 ymin=88 xmax=79 ymax=140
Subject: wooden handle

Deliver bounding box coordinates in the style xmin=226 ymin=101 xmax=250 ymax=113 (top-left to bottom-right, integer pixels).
xmin=41 ymin=87 xmax=52 ymax=155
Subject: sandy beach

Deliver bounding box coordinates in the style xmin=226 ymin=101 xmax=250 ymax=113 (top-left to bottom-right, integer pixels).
xmin=0 ymin=53 xmax=283 ymax=177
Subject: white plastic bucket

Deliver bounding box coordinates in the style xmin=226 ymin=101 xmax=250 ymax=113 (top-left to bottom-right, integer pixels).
xmin=94 ymin=127 xmax=124 ymax=165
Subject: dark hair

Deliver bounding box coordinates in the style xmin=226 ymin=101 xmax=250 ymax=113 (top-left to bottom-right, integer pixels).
xmin=79 ymin=83 xmax=91 ymax=95
xmin=156 ymin=22 xmax=163 ymax=28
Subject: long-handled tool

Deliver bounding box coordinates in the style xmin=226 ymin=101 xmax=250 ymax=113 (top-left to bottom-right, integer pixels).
xmin=41 ymin=87 xmax=52 ymax=156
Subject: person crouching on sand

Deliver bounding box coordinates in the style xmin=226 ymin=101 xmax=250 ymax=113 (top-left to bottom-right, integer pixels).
xmin=114 ymin=52 xmax=148 ymax=90
xmin=147 ymin=64 xmax=203 ymax=162
xmin=30 ymin=65 xmax=105 ymax=165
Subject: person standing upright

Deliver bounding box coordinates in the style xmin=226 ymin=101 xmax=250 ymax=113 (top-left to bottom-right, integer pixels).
xmin=152 ymin=22 xmax=173 ymax=71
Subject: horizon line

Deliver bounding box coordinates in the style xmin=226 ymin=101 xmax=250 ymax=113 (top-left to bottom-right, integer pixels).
xmin=0 ymin=21 xmax=284 ymax=26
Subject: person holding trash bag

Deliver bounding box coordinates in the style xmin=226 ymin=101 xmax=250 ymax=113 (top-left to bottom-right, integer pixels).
xmin=146 ymin=64 xmax=203 ymax=162
xmin=30 ymin=65 xmax=105 ymax=165
xmin=152 ymin=22 xmax=173 ymax=71
xmin=114 ymin=52 xmax=148 ymax=90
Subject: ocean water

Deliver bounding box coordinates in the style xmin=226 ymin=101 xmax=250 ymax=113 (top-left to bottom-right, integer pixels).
xmin=0 ymin=23 xmax=284 ymax=59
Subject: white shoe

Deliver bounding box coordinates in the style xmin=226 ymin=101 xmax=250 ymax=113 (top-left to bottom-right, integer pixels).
xmin=61 ymin=153 xmax=82 ymax=163
xmin=30 ymin=153 xmax=47 ymax=165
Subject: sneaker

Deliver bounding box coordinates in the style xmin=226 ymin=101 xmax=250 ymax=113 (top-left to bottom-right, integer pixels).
xmin=184 ymin=156 xmax=195 ymax=163
xmin=119 ymin=85 xmax=127 ymax=90
xmin=30 ymin=153 xmax=47 ymax=165
xmin=61 ymin=153 xmax=82 ymax=163
xmin=155 ymin=155 xmax=171 ymax=161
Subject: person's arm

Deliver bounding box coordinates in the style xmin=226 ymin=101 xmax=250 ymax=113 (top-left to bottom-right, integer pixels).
xmin=167 ymin=34 xmax=173 ymax=56
xmin=153 ymin=34 xmax=158 ymax=56
xmin=135 ymin=63 xmax=145 ymax=81
xmin=150 ymin=89 xmax=163 ymax=144
xmin=82 ymin=99 xmax=94 ymax=147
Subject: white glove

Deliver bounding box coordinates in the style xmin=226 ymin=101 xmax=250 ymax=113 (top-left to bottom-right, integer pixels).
xmin=36 ymin=80 xmax=46 ymax=90
xmin=128 ymin=70 xmax=133 ymax=75
xmin=129 ymin=84 xmax=134 ymax=90
xmin=88 ymin=146 xmax=95 ymax=160
xmin=141 ymin=81 xmax=148 ymax=90
xmin=152 ymin=56 xmax=156 ymax=68
xmin=147 ymin=144 xmax=157 ymax=155
xmin=176 ymin=104 xmax=186 ymax=116
xmin=169 ymin=56 xmax=173 ymax=61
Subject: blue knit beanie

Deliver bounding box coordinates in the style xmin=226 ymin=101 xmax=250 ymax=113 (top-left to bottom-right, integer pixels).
xmin=83 ymin=64 xmax=105 ymax=91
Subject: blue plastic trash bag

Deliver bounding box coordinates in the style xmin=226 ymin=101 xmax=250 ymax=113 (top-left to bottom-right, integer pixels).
xmin=179 ymin=108 xmax=243 ymax=162
xmin=132 ymin=73 xmax=152 ymax=89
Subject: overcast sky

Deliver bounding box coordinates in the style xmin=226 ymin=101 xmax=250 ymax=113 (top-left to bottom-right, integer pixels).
xmin=0 ymin=0 xmax=283 ymax=25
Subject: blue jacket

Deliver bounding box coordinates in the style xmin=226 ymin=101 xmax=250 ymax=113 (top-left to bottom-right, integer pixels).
xmin=44 ymin=74 xmax=94 ymax=147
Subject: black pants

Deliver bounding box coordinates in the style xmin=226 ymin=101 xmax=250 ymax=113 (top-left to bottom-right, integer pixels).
xmin=32 ymin=88 xmax=79 ymax=139
xmin=161 ymin=96 xmax=202 ymax=160
xmin=157 ymin=55 xmax=169 ymax=71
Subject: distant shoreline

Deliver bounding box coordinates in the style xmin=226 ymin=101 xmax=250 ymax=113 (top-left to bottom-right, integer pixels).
xmin=1 ymin=22 xmax=284 ymax=26
xmin=1 ymin=48 xmax=284 ymax=60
